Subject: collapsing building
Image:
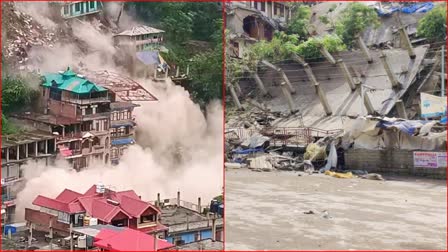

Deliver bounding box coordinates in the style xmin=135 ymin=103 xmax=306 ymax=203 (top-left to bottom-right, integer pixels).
xmin=114 ymin=25 xmax=169 ymax=80
xmin=12 ymin=67 xmax=157 ymax=169
xmin=226 ymin=3 xmax=446 ymax=178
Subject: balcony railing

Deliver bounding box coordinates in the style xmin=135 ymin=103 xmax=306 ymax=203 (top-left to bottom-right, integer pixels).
xmin=137 ymin=221 xmax=157 ymax=229
xmin=62 ymin=97 xmax=110 ymax=105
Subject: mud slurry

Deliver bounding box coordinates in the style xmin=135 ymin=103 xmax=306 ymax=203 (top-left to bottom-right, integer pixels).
xmin=225 ymin=169 xmax=447 ymax=250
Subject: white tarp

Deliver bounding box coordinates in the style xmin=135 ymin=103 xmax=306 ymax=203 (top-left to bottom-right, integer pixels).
xmin=420 ymin=93 xmax=447 ymax=118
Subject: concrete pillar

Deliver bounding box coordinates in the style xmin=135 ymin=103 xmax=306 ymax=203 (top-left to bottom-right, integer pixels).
xmin=198 ymin=197 xmax=202 ymax=214
xmin=153 ymin=231 xmax=158 ymax=251
xmin=17 ymin=145 xmax=20 ymax=160
xmin=395 ymin=15 xmax=416 ymax=59
xmin=314 ymin=83 xmax=332 ymax=115
xmin=303 ymin=63 xmax=318 ymax=86
xmin=62 ymin=126 xmax=65 ymax=138
xmin=395 ymin=100 xmax=408 ymax=119
xmin=253 ymin=73 xmax=268 ymax=95
xmin=379 ymin=52 xmax=400 ymax=89
xmin=6 ymin=148 xmax=9 ymax=162
xmin=357 ymin=36 xmax=373 ymax=63
xmin=279 ymin=70 xmax=295 ymax=94
xmin=54 ymin=139 xmax=57 ymax=152
xmin=211 ymin=217 xmax=216 ymax=241
xmin=228 ymin=84 xmax=243 ymax=110
xmin=337 ymin=59 xmax=356 ymax=90
xmin=35 ymin=142 xmax=38 ymax=156
xmin=186 ymin=64 xmax=190 ymax=76
xmin=320 ymin=46 xmax=336 ymax=65
xmin=28 ymin=223 xmax=33 ymax=247
xmin=356 ymin=83 xmax=375 ymax=115
xmin=25 ymin=143 xmax=29 ymax=159
xmin=234 ymin=82 xmax=242 ymax=95
xmin=177 ymin=191 xmax=180 ymax=206
xmin=70 ymin=223 xmax=73 ymax=251
xmin=290 ymin=53 xmax=305 ymax=65
xmin=45 ymin=140 xmax=48 ymax=154
xmin=176 ymin=67 xmax=180 ymax=77
xmin=280 ymin=82 xmax=296 ymax=114
xmin=92 ymin=106 xmax=97 ymax=114
xmin=157 ymin=193 xmax=161 ymax=207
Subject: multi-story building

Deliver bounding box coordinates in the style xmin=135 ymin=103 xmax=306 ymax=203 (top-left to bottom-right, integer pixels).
xmin=60 ymin=1 xmax=103 ymax=20
xmin=1 ymin=131 xmax=58 ymax=223
xmin=12 ymin=67 xmax=157 ymax=169
xmin=109 ymin=102 xmax=138 ymax=164
xmin=25 ymin=184 xmax=168 ymax=236
xmin=113 ymin=25 xmax=169 ymax=79
xmin=226 ymin=1 xmax=292 ymax=58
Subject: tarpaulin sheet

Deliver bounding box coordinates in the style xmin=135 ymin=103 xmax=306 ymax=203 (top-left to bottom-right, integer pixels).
xmin=376 ymin=120 xmax=430 ymax=135
xmin=232 ymin=147 xmax=264 ymax=154
xmin=136 ymin=51 xmax=160 ymax=65
xmin=111 ymin=138 xmax=135 ymax=145
xmin=401 ymin=2 xmax=434 ymax=14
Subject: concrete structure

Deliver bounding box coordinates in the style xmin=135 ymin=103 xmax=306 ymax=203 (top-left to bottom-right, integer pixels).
xmin=162 ymin=238 xmax=223 ymax=251
xmin=11 ymin=68 xmax=156 ymax=169
xmin=113 ymin=25 xmax=168 ymax=79
xmin=226 ymin=1 xmax=292 ymax=58
xmin=60 ymin=1 xmax=102 ymax=20
xmin=345 ymin=149 xmax=446 ymax=179
xmin=160 ymin=206 xmax=223 ymax=246
xmin=1 ymin=132 xmax=57 ymax=224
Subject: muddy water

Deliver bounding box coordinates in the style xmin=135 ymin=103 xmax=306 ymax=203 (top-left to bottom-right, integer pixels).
xmin=225 ymin=169 xmax=446 ymax=250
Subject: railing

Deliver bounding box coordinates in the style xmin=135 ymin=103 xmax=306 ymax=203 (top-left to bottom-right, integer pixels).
xmin=137 ymin=221 xmax=157 ymax=229
xmin=62 ymin=97 xmax=110 ymax=105
xmin=226 ymin=127 xmax=344 ymax=147
xmin=168 ymin=218 xmax=223 ymax=234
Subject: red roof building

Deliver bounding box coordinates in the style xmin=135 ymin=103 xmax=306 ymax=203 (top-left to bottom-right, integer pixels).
xmin=94 ymin=228 xmax=174 ymax=251
xmin=27 ymin=185 xmax=168 ymax=235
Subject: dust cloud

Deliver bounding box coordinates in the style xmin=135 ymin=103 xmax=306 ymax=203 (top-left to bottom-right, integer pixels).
xmin=13 ymin=2 xmax=223 ymax=221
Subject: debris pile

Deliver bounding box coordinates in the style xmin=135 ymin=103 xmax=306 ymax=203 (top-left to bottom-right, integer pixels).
xmin=2 ymin=2 xmax=57 ymax=69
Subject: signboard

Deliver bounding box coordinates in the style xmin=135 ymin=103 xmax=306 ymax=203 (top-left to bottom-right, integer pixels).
xmin=413 ymin=152 xmax=446 ymax=168
xmin=420 ymin=93 xmax=447 ymax=118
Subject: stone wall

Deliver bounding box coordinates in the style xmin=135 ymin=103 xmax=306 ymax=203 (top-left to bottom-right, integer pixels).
xmin=345 ymin=149 xmax=446 ymax=179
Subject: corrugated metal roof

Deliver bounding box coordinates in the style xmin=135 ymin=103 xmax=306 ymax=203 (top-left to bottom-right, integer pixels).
xmin=116 ymin=25 xmax=165 ymax=37
xmin=42 ymin=67 xmax=107 ymax=94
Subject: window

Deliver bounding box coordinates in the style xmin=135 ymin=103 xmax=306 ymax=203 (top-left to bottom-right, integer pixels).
xmin=280 ymin=4 xmax=284 ymax=16
xmin=140 ymin=215 xmax=155 ymax=223
xmin=174 ymin=237 xmax=185 ymax=246
xmin=89 ymin=1 xmax=95 ymax=9
xmin=75 ymin=3 xmax=81 ymax=12
xmin=194 ymin=232 xmax=201 ymax=241
xmin=261 ymin=2 xmax=265 ymax=11
xmin=63 ymin=5 xmax=69 ymax=15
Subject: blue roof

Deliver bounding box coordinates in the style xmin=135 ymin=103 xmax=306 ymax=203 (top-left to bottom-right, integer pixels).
xmin=111 ymin=138 xmax=135 ymax=146
xmin=136 ymin=51 xmax=160 ymax=65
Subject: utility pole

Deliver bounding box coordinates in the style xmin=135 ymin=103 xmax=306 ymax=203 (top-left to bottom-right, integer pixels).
xmin=442 ymin=46 xmax=445 ymax=97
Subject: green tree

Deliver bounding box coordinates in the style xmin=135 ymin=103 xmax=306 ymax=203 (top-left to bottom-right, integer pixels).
xmin=335 ymin=2 xmax=380 ymax=47
xmin=417 ymin=5 xmax=447 ymax=42
xmin=286 ymin=5 xmax=311 ymax=40
xmin=2 ymin=76 xmax=38 ymax=114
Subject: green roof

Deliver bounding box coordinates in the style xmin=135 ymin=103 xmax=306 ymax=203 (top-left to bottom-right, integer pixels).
xmin=42 ymin=67 xmax=107 ymax=94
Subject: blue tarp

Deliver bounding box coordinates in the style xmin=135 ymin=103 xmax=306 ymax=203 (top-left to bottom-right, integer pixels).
xmin=111 ymin=138 xmax=135 ymax=146
xmin=401 ymin=2 xmax=434 ymax=14
xmin=376 ymin=120 xmax=431 ymax=135
xmin=232 ymin=147 xmax=265 ymax=154
xmin=376 ymin=3 xmax=434 ymax=16
xmin=376 ymin=7 xmax=400 ymax=16
xmin=441 ymin=117 xmax=447 ymax=124
xmin=136 ymin=51 xmax=160 ymax=65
